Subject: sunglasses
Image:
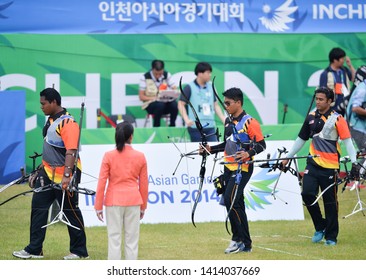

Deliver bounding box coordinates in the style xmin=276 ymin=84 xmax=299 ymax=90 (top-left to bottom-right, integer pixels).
xmin=224 ymin=101 xmax=237 ymax=107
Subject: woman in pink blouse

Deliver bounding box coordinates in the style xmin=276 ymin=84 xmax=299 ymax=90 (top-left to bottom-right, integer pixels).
xmin=94 ymin=121 xmax=148 ymax=260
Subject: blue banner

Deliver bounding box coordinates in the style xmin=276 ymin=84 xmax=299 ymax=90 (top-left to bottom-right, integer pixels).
xmin=0 ymin=91 xmax=25 ymax=184
xmin=0 ymin=0 xmax=365 ymax=34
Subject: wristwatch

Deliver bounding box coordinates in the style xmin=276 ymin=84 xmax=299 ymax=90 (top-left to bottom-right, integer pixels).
xmin=64 ymin=172 xmax=71 ymax=178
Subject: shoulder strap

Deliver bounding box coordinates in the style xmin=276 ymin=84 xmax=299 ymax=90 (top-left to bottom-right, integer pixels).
xmin=144 ymin=72 xmax=152 ymax=79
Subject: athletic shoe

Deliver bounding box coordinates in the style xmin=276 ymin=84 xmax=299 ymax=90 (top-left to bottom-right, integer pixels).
xmin=63 ymin=253 xmax=89 ymax=260
xmin=12 ymin=249 xmax=44 ymax=259
xmin=311 ymin=230 xmax=325 ymax=243
xmin=324 ymin=240 xmax=337 ymax=246
xmin=224 ymin=241 xmax=250 ymax=254
xmin=241 ymin=245 xmax=252 ymax=253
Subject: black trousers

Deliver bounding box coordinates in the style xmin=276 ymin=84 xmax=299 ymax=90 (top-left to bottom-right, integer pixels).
xmin=146 ymin=100 xmax=178 ymax=127
xmin=223 ymin=165 xmax=253 ymax=248
xmin=302 ymin=163 xmax=339 ymax=242
xmin=24 ymin=169 xmax=88 ymax=257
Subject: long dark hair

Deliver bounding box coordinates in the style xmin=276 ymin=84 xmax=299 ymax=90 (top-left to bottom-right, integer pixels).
xmin=115 ymin=122 xmax=134 ymax=151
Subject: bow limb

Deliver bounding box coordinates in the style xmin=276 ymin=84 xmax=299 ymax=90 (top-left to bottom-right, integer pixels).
xmin=1 ymin=154 xmax=43 ymax=194
xmin=0 ymin=174 xmax=30 ymax=193
xmin=305 ymin=173 xmax=348 ymax=206
xmin=0 ymin=183 xmax=96 ymax=207
xmin=225 ymin=182 xmax=238 ymax=235
xmin=307 ymin=182 xmax=337 ymax=207
xmin=179 ymin=77 xmax=208 ymax=227
xmin=179 ymin=77 xmax=206 ymax=137
xmin=0 ymin=190 xmax=33 ymax=206
xmin=209 ymin=153 xmax=218 ymax=183
xmin=0 ymin=183 xmax=54 ymax=207
xmin=179 ymin=77 xmax=207 ymax=143
xmin=307 ymin=176 xmax=346 ymax=207
xmin=223 ymin=162 xmax=243 ymax=235
xmin=212 ymin=76 xmax=232 ymax=122
xmin=307 ymin=170 xmax=344 ymax=207
xmin=191 ymin=154 xmax=207 ymax=227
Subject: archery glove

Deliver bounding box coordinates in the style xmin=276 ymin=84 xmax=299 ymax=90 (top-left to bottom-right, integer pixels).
xmin=350 ymin=163 xmax=361 ymax=181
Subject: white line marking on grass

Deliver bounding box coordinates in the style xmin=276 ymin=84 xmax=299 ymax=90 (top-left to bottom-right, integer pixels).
xmin=222 ymin=238 xmax=306 ymax=258
xmin=223 ymin=237 xmax=323 ymax=259
xmin=298 ymin=235 xmax=311 ymax=239
xmin=255 ymin=245 xmax=307 ymax=258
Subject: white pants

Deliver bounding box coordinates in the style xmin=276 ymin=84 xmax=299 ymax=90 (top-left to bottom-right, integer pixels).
xmin=105 ymin=205 xmax=140 ymax=260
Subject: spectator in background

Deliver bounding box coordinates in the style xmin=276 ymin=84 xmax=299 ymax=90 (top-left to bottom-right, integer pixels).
xmin=178 ymin=62 xmax=225 ymax=142
xmin=139 ymin=59 xmax=178 ymax=127
xmin=94 ymin=121 xmax=148 ymax=260
xmin=319 ymin=47 xmax=356 ymax=116
xmin=347 ymin=65 xmax=366 ymax=154
xmin=349 ymin=65 xmax=366 ymax=95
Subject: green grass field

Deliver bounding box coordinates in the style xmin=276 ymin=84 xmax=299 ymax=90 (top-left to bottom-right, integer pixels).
xmin=1 ymin=183 xmax=366 ymax=260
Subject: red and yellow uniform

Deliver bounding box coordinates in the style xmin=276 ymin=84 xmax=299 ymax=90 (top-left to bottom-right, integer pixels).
xmin=209 ymin=110 xmax=266 ymax=252
xmin=223 ymin=114 xmax=265 ymax=172
xmin=42 ymin=110 xmax=81 ymax=183
xmin=299 ymin=110 xmax=350 ymax=169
